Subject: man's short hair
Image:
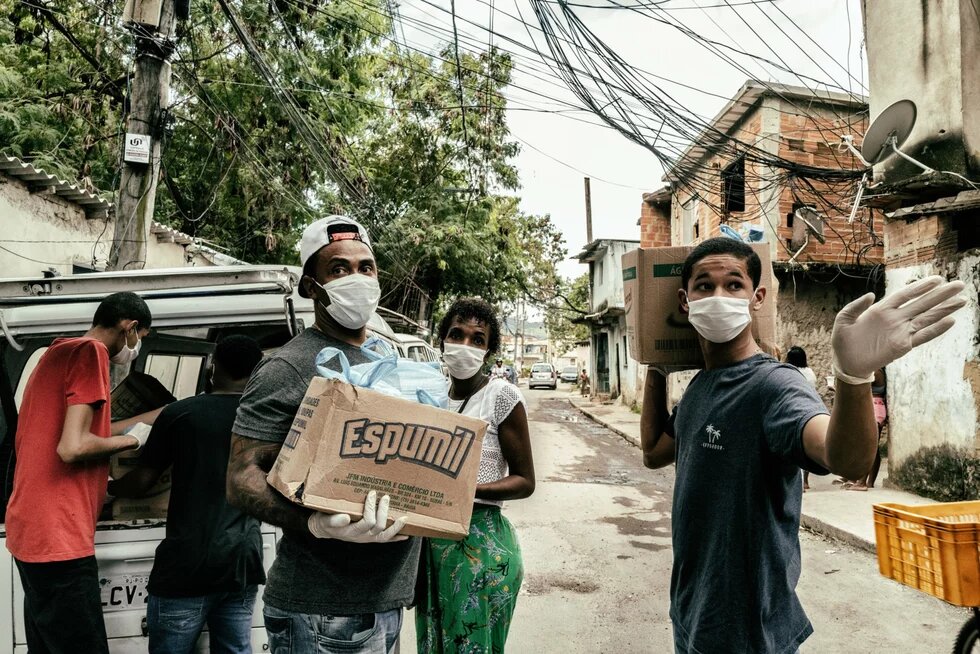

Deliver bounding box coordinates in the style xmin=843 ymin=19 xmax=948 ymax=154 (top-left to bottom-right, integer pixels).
xmin=92 ymin=292 xmax=152 ymax=330
xmin=214 ymin=335 xmax=263 ymax=381
xmin=681 ymin=237 xmax=762 ymax=290
xmin=438 ymin=298 xmax=501 ymax=355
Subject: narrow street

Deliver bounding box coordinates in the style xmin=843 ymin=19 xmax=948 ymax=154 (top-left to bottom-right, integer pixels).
xmin=402 ymin=387 xmax=967 ymax=653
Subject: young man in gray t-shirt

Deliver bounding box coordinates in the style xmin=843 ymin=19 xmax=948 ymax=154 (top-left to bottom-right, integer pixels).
xmin=228 ymin=216 xmax=418 ymax=654
xmin=640 ymin=237 xmax=965 ymax=654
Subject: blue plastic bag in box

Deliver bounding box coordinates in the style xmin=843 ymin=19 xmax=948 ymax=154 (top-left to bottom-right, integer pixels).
xmin=314 ymin=337 xmax=449 ymax=409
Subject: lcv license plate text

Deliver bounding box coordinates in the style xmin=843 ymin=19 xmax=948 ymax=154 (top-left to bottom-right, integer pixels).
xmin=100 ymin=574 xmax=149 ymax=611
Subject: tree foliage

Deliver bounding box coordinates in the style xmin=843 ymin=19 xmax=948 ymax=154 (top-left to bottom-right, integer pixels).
xmin=0 ymin=0 xmax=567 ymax=319
xmin=544 ymin=273 xmax=590 ymax=356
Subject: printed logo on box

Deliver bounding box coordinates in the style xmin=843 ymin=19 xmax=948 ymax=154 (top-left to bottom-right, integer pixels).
xmin=622 ymin=266 xmax=637 ymax=281
xmin=653 ymin=263 xmax=683 ymax=278
xmin=339 ymin=418 xmax=477 ymax=479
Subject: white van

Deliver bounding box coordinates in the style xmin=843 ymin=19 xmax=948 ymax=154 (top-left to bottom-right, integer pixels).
xmin=0 ymin=265 xmax=397 ymax=653
xmin=389 ymin=332 xmax=447 ymax=377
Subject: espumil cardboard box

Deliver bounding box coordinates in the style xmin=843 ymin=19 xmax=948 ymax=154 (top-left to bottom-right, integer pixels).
xmin=621 ymin=243 xmax=777 ymax=369
xmin=267 ymin=377 xmax=488 ymax=540
xmin=109 ymin=372 xmax=176 ymax=521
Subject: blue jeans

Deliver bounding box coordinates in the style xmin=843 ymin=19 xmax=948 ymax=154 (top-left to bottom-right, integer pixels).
xmin=263 ymin=605 xmax=402 ymax=654
xmin=147 ymin=586 xmax=257 ymax=654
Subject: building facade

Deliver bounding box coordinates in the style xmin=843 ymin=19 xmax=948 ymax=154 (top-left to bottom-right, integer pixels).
xmin=0 ymin=155 xmax=240 ymax=279
xmin=575 ymin=238 xmax=642 ymax=404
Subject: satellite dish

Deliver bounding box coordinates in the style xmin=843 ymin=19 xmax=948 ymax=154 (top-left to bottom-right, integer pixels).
xmin=795 ymin=207 xmax=826 ymax=244
xmin=861 ymin=99 xmax=917 ymax=164
xmin=719 ymin=224 xmax=743 ymax=241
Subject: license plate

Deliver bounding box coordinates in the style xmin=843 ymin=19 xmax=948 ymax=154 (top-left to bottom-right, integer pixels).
xmin=100 ymin=573 xmax=149 ymax=612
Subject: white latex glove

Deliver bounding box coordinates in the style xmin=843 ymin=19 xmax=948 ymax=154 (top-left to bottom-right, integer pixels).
xmin=124 ymin=423 xmax=152 ymax=451
xmin=831 ymin=275 xmax=966 ymax=384
xmin=307 ymin=491 xmax=408 ymax=543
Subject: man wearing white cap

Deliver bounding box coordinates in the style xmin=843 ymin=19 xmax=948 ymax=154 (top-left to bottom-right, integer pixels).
xmin=227 ymin=216 xmax=418 ymax=653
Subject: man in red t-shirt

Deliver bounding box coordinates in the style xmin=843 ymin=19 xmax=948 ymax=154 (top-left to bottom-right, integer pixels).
xmin=5 ymin=292 xmax=153 ymax=654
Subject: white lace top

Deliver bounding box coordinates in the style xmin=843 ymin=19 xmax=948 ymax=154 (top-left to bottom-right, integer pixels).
xmin=447 ymin=377 xmax=526 ymax=507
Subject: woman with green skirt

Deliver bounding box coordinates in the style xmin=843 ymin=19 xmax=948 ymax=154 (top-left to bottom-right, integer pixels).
xmin=416 ymin=298 xmax=536 ymax=653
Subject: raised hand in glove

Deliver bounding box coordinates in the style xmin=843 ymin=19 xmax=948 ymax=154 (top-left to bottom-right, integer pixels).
xmin=307 ymin=490 xmax=408 ymax=543
xmin=831 ymin=275 xmax=966 ymax=385
xmin=124 ymin=423 xmax=152 ymax=451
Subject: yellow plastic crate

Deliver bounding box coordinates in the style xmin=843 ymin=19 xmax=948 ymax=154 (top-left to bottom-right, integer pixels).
xmin=873 ymin=501 xmax=980 ymax=606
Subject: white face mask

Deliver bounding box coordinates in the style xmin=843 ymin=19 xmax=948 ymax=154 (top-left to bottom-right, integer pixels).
xmin=443 ymin=343 xmax=487 ymax=379
xmin=314 ymin=275 xmax=381 ymax=330
xmin=686 ymin=296 xmax=752 ymax=344
xmin=110 ymin=330 xmax=141 ymax=365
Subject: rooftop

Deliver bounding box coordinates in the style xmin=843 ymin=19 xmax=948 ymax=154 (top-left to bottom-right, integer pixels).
xmin=663 ymin=80 xmax=868 ymax=183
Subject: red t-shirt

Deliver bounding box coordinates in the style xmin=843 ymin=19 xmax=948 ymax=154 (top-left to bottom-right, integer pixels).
xmin=5 ymin=337 xmax=112 ymax=562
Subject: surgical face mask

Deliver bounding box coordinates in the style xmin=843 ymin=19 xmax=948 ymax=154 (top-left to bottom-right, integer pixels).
xmin=110 ymin=329 xmax=141 ymax=365
xmin=686 ymin=296 xmax=752 ymax=344
xmin=313 ymin=274 xmax=381 ymax=330
xmin=443 ymin=343 xmax=487 ymax=379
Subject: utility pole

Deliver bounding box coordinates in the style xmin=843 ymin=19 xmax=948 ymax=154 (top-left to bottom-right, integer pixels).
xmin=584 ymin=176 xmax=593 ymax=243
xmin=110 ymin=0 xmax=178 ymax=271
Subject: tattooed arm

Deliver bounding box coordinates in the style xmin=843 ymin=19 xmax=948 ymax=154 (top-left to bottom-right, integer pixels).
xmin=226 ymin=433 xmax=312 ymax=532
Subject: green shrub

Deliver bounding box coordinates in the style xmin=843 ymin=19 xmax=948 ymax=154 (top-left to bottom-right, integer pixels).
xmin=890 ymin=444 xmax=980 ymax=502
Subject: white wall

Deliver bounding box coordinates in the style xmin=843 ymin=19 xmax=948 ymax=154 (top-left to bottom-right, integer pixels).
xmin=863 ymin=0 xmax=980 ymax=178
xmin=885 ymin=256 xmax=980 ymax=466
xmin=0 ymin=176 xmax=214 ymax=277
xmin=591 ymin=241 xmax=637 ymax=311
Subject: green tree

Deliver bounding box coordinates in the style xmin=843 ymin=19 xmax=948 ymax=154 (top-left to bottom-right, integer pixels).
xmin=543 ymin=273 xmax=590 ymax=356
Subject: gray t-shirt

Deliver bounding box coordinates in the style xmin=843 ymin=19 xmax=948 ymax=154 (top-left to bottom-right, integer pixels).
xmin=233 ymin=328 xmax=421 ymax=615
xmin=668 ymin=354 xmax=828 ymax=654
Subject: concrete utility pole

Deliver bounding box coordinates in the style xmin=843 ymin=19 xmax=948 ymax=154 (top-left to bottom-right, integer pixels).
xmin=584 ymin=177 xmax=593 ymax=243
xmin=110 ymin=0 xmax=177 ymax=271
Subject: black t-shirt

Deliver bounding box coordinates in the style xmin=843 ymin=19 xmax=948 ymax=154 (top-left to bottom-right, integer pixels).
xmin=140 ymin=393 xmax=265 ymax=597
xmin=668 ymin=354 xmax=829 ymax=654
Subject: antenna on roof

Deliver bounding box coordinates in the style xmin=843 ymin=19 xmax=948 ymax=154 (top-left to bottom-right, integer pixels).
xmin=839 ymin=99 xmax=924 ymax=223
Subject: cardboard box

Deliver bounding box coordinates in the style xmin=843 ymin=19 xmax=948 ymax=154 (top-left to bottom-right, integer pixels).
xmin=622 ymin=243 xmax=777 ymax=369
xmin=109 ymin=372 xmax=175 ymax=521
xmin=268 ymin=377 xmax=488 ymax=540
xmin=110 ymin=454 xmax=171 ymax=520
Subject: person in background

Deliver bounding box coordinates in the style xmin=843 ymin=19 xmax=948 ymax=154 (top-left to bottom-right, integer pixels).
xmin=786 ymin=346 xmax=819 ymax=490
xmin=109 ymin=335 xmax=266 ymax=654
xmin=226 ymin=215 xmax=414 ymax=654
xmin=490 ymin=356 xmax=508 ymax=380
xmin=416 ymin=297 xmax=535 ymax=653
xmin=640 ymin=237 xmax=964 ymax=654
xmin=844 ymin=367 xmax=888 ymax=491
xmin=5 ymin=292 xmax=153 ymax=654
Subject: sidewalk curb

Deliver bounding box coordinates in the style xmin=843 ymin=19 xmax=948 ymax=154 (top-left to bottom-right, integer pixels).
xmin=799 ymin=515 xmax=876 ymax=554
xmin=566 ymin=397 xmax=880 ymax=555
xmin=566 ymin=399 xmax=641 ymax=449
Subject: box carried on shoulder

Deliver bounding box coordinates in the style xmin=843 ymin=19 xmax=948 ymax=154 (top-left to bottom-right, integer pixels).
xmin=621 ymin=243 xmax=777 ymax=369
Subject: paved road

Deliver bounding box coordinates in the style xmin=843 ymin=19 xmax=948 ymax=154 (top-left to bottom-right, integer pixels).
xmin=401 ymin=387 xmax=966 ymax=653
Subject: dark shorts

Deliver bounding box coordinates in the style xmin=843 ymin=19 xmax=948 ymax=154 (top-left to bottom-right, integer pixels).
xmin=15 ymin=555 xmax=109 ymax=654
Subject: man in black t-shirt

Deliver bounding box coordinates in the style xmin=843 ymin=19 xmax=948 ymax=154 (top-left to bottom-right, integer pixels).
xmin=109 ymin=335 xmax=265 ymax=654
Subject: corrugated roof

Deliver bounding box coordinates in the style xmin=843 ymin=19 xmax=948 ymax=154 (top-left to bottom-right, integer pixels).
xmin=0 ymin=155 xmax=111 ymax=217
xmin=663 ymin=80 xmax=868 ymax=183
xmin=0 ymin=154 xmax=246 ymax=265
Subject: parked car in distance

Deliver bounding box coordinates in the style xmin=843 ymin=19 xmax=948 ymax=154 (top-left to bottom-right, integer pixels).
xmin=528 ymin=362 xmax=558 ymax=390
xmin=560 ymin=366 xmax=579 ymax=383
xmin=390 ymin=332 xmax=448 ymax=378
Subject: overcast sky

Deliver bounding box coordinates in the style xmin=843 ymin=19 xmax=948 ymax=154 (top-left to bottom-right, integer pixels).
xmin=398 ymin=0 xmax=868 ymax=281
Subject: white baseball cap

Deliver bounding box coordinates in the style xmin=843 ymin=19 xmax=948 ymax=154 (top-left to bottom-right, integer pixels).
xmin=299 ymin=215 xmax=372 ymax=270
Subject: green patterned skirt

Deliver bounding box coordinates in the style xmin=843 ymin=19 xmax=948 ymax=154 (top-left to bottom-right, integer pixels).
xmin=415 ymin=505 xmax=524 ymax=654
